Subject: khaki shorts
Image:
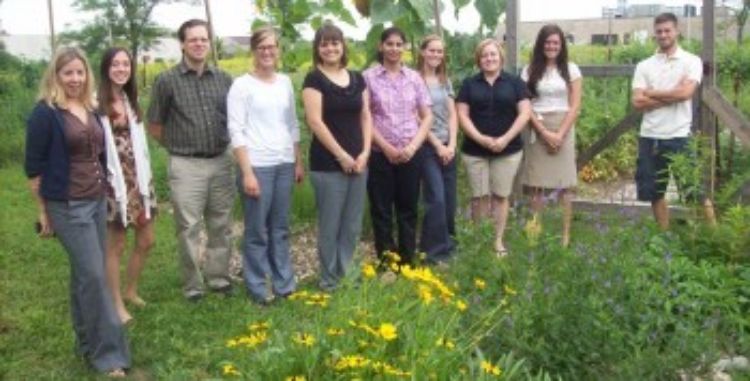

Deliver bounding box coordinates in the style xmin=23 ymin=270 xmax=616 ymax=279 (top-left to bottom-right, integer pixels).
xmin=463 ymin=151 xmax=523 ymax=198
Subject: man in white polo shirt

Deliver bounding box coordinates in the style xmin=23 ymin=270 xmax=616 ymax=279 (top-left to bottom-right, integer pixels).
xmin=631 ymin=12 xmax=716 ymax=229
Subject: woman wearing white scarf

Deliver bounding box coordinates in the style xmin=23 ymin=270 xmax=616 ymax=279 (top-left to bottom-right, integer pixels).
xmin=99 ymin=47 xmax=156 ymax=325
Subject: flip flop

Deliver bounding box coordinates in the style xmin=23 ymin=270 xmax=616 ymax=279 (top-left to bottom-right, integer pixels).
xmin=124 ymin=295 xmax=147 ymax=308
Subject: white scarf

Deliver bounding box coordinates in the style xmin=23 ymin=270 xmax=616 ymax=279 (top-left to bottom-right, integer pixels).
xmin=103 ymin=95 xmax=154 ymax=226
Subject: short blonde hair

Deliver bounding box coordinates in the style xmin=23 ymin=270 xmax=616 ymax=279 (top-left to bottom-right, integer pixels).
xmin=37 ymin=46 xmax=96 ymax=110
xmin=474 ymin=39 xmax=505 ymax=68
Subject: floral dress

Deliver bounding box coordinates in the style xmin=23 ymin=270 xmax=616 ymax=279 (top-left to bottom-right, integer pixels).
xmin=106 ymin=117 xmax=157 ymax=227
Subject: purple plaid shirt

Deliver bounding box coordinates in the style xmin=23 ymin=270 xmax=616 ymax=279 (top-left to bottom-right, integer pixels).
xmin=363 ymin=65 xmax=432 ymax=149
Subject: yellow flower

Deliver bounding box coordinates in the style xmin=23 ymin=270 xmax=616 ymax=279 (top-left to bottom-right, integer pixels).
xmin=292 ymin=332 xmax=316 ymax=347
xmin=333 ymin=354 xmax=370 ymax=370
xmin=503 ymin=284 xmax=517 ymax=296
xmin=362 ymin=263 xmax=376 ymax=278
xmin=389 ymin=262 xmax=400 ymax=272
xmin=248 ymin=321 xmax=270 ymax=331
xmin=305 ymin=299 xmax=329 ymax=307
xmin=288 ymin=290 xmax=309 ymax=300
xmin=384 ymin=251 xmax=401 ymax=263
xmin=285 ymin=376 xmax=306 ymax=381
xmin=474 ymin=278 xmax=486 ymax=290
xmin=222 ymin=363 xmax=241 ymax=376
xmin=225 ymin=339 xmax=238 ymax=348
xmin=372 ymin=361 xmax=412 ymax=377
xmin=417 ymin=284 xmax=434 ymax=305
xmin=524 ymin=214 xmax=542 ymax=246
xmin=435 ymin=337 xmax=455 ymax=349
xmin=236 ymin=331 xmax=268 ymax=348
xmin=480 ymin=360 xmax=502 ymax=376
xmin=357 ymin=339 xmax=371 ymax=348
xmin=378 ymin=323 xmax=398 ymax=341
xmin=455 ymin=299 xmax=468 ymax=312
xmin=326 ymin=327 xmax=345 ymax=336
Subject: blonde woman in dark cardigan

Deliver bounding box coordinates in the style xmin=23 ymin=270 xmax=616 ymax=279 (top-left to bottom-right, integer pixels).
xmin=25 ymin=46 xmax=130 ymax=378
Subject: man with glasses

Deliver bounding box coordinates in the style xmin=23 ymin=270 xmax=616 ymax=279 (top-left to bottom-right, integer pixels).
xmin=148 ymin=19 xmax=235 ymax=301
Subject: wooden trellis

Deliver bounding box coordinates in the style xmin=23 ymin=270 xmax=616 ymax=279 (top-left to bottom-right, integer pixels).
xmin=505 ymin=0 xmax=750 ymax=199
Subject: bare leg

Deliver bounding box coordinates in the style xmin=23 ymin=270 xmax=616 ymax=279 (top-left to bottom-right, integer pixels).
xmin=492 ymin=195 xmax=510 ymax=253
xmin=529 ymin=188 xmax=544 ymax=215
xmin=703 ymin=199 xmax=717 ymax=226
xmin=652 ymin=198 xmax=670 ymax=230
xmin=123 ymin=220 xmax=155 ymax=306
xmin=105 ymin=224 xmax=131 ymax=324
xmin=470 ymin=197 xmax=482 ymax=223
xmin=471 ymin=195 xmax=492 ymax=222
xmin=559 ymin=189 xmax=572 ymax=247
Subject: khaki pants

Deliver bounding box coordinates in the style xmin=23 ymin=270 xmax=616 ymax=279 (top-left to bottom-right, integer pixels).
xmin=168 ymin=152 xmax=235 ymax=297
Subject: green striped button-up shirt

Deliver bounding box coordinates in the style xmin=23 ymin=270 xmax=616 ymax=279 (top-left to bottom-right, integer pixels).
xmin=147 ymin=60 xmax=234 ymax=156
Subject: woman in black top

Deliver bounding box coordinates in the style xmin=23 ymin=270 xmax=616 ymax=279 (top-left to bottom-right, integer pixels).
xmin=456 ymin=39 xmax=531 ymax=257
xmin=302 ymin=23 xmax=373 ymax=290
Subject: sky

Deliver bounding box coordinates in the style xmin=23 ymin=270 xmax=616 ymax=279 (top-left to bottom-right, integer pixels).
xmin=0 ymin=0 xmax=725 ymax=39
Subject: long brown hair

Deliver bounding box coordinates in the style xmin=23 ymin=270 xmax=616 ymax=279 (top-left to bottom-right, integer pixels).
xmin=526 ymin=24 xmax=570 ymax=98
xmin=416 ymin=35 xmax=448 ymax=85
xmin=98 ymin=47 xmax=141 ymax=122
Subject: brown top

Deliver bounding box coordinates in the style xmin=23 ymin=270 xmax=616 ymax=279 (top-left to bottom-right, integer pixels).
xmin=62 ymin=110 xmax=106 ymax=199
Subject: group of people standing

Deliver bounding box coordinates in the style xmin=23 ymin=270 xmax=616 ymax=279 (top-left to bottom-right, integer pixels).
xmin=24 ymin=12 xmax=711 ymax=377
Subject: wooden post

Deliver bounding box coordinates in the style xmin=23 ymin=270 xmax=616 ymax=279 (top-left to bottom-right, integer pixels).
xmin=432 ymin=0 xmax=442 ymax=36
xmin=47 ymin=0 xmax=56 ymax=54
xmin=204 ymin=0 xmax=219 ymax=65
xmin=505 ymin=0 xmax=519 ymax=73
xmin=701 ymin=0 xmax=717 ymax=197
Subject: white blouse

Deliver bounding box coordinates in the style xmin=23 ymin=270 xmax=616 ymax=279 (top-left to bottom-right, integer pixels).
xmin=227 ymin=73 xmax=300 ymax=167
xmin=521 ymin=62 xmax=581 ymax=113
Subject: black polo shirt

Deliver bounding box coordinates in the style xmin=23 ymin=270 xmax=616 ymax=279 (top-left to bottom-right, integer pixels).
xmin=456 ymin=71 xmax=529 ymax=157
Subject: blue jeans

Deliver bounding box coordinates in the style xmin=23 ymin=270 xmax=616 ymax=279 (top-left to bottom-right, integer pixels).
xmin=46 ymin=198 xmax=131 ymax=372
xmin=311 ymin=170 xmax=367 ymax=290
xmin=419 ymin=145 xmax=456 ymax=263
xmin=238 ymin=163 xmax=296 ymax=301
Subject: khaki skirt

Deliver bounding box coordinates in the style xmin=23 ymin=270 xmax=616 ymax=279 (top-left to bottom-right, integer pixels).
xmin=521 ymin=111 xmax=577 ymax=189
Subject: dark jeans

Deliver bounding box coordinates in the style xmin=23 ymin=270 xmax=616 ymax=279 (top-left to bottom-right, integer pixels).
xmin=635 ymin=137 xmax=703 ymax=202
xmin=419 ymin=145 xmax=456 ymax=263
xmin=367 ymin=148 xmax=425 ymax=263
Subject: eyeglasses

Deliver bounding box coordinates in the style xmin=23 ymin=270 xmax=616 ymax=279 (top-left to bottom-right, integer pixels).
xmin=255 ymin=45 xmax=278 ymax=52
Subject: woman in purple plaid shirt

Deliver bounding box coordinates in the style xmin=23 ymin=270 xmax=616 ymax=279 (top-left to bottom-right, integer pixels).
xmin=363 ymin=27 xmax=433 ymax=265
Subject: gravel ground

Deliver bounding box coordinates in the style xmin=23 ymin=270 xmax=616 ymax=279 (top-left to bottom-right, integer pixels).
xmin=196 ymin=222 xmax=375 ymax=285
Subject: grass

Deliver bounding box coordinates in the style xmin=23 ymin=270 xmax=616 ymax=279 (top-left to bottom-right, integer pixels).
xmin=3 ymin=160 xmax=749 ymax=380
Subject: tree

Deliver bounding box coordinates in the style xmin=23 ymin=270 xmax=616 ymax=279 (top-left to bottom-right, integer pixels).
xmin=60 ymin=0 xmax=196 ymax=66
xmin=354 ymin=0 xmax=505 ymax=63
xmin=253 ymin=0 xmax=357 ymax=70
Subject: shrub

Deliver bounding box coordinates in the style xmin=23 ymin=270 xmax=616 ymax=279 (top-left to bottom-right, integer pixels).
xmin=454 ymin=212 xmax=749 ymax=380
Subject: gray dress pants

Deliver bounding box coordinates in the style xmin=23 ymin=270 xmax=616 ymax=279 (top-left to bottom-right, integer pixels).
xmin=47 ymin=198 xmax=131 ymax=372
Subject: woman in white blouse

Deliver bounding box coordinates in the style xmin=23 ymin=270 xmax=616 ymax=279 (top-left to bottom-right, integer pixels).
xmin=521 ymin=24 xmax=582 ymax=247
xmin=227 ymin=26 xmax=304 ymax=305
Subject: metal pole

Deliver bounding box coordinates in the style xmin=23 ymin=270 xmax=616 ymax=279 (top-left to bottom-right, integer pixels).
xmin=47 ymin=0 xmax=55 ymax=54
xmin=204 ymin=0 xmax=219 ymax=65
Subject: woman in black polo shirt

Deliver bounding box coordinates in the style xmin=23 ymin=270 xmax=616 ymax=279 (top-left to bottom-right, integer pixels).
xmin=301 ymin=23 xmax=372 ymax=290
xmin=456 ymin=39 xmax=531 ymax=257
